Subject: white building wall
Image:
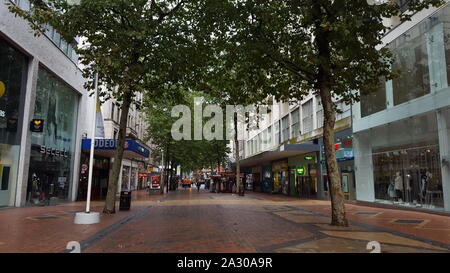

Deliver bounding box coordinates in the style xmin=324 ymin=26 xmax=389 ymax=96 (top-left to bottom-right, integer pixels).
xmin=1 ymin=2 xmax=88 ymax=205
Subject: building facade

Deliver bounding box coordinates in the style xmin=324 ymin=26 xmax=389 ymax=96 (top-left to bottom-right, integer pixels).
xmin=236 ymin=93 xmax=353 ymax=200
xmin=0 ymin=0 xmax=87 ymax=207
xmin=77 ymin=89 xmax=155 ymax=201
xmin=353 ymin=2 xmax=450 ymax=212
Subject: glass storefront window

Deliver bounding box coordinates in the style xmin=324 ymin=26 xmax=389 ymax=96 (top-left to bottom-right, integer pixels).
xmin=27 ymin=68 xmax=79 ymax=205
xmin=0 ymin=38 xmax=27 ymax=206
xmin=122 ymin=165 xmax=130 ymax=190
xmin=373 ymin=145 xmax=443 ymax=209
xmin=371 ymin=112 xmax=443 ymax=210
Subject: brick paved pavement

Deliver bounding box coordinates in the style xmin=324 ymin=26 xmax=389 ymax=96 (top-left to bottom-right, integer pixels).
xmin=0 ymin=188 xmax=449 ymax=253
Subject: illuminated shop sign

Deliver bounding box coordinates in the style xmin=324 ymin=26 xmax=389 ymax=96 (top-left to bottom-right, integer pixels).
xmin=30 ymin=119 xmax=44 ymax=132
xmin=296 ymin=166 xmax=306 ymax=175
xmin=304 ymin=155 xmax=314 ymax=160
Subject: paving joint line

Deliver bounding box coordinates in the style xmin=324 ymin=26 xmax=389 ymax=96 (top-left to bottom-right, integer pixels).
xmin=61 ymin=206 xmax=153 ymax=253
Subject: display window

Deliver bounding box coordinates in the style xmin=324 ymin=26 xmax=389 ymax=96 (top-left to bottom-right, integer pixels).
xmin=0 ymin=38 xmax=27 ymax=206
xmin=122 ymin=165 xmax=130 ymax=190
xmin=26 ymin=68 xmax=79 ymax=206
xmin=373 ymin=144 xmax=443 ymax=209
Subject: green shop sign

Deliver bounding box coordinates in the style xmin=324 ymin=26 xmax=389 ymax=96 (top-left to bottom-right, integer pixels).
xmin=304 ymin=155 xmax=314 ymax=161
xmin=296 ymin=166 xmax=306 ymax=176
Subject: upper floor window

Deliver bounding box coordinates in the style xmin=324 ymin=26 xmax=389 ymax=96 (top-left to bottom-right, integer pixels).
xmin=274 ymin=120 xmax=280 ymax=146
xmin=316 ymin=97 xmax=324 ymax=128
xmin=302 ymin=99 xmax=313 ymax=133
xmin=360 ymin=78 xmax=387 ymax=117
xmin=281 ymin=115 xmax=290 ymax=142
xmin=291 ymin=108 xmax=300 ymax=138
xmin=390 ymin=29 xmax=430 ymax=106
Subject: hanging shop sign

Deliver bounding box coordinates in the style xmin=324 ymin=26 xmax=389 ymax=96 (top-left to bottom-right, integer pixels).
xmin=296 ymin=166 xmax=306 ymax=176
xmin=304 ymin=155 xmax=314 ymax=161
xmin=81 ymin=164 xmax=88 ymax=174
xmin=30 ymin=119 xmax=44 ymax=132
xmin=138 ymin=173 xmax=149 ymax=178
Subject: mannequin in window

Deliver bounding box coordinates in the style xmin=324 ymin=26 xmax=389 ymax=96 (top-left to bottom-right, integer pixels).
xmin=47 ymin=95 xmax=58 ymax=146
xmin=394 ymin=172 xmax=403 ymax=203
xmin=419 ymin=170 xmax=431 ymax=203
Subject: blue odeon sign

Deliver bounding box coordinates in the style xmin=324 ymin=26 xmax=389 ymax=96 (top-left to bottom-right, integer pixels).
xmin=81 ymin=138 xmax=150 ymax=158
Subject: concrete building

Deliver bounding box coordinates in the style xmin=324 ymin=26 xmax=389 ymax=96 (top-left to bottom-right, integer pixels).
xmin=235 ymin=93 xmax=353 ymax=200
xmin=0 ymin=0 xmax=88 ymax=207
xmin=353 ymin=1 xmax=450 ymax=212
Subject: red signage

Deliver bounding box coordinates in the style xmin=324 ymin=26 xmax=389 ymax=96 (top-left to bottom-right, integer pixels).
xmin=138 ymin=173 xmax=149 ymax=178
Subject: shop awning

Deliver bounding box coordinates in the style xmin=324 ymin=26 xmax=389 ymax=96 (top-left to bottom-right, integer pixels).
xmin=81 ymin=138 xmax=150 ymax=159
xmin=239 ymin=142 xmax=319 ymax=168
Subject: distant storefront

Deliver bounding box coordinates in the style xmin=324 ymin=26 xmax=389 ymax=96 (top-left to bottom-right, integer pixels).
xmin=319 ymin=129 xmax=355 ymax=200
xmin=272 ymin=161 xmax=288 ymax=194
xmin=262 ymin=165 xmax=272 ymax=193
xmin=77 ymin=138 xmax=150 ymax=199
xmin=288 ymin=152 xmax=320 ymax=198
xmin=251 ymin=166 xmax=262 ymax=192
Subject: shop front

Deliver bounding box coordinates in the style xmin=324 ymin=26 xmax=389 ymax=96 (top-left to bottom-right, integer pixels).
xmin=0 ymin=37 xmax=27 ymax=207
xmin=27 ymin=67 xmax=79 ymax=206
xmin=288 ymin=152 xmax=319 ymax=198
xmin=354 ymin=111 xmax=446 ymax=211
xmin=78 ymin=156 xmax=110 ymax=201
xmin=272 ymin=161 xmax=288 ymax=194
xmin=78 ymin=138 xmax=150 ymax=200
xmin=262 ymin=165 xmax=272 ymax=193
xmin=251 ymin=166 xmax=262 ymax=192
xmin=319 ymin=129 xmax=355 ymax=200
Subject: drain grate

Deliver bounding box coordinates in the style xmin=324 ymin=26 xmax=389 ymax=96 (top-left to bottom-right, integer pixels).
xmin=394 ymin=219 xmax=424 ymax=224
xmin=32 ymin=216 xmax=60 ymax=220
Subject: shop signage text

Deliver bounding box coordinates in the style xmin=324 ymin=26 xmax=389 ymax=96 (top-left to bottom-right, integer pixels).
xmin=40 ymin=145 xmax=69 ymax=158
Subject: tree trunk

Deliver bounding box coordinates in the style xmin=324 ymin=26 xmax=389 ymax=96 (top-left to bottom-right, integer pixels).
xmin=103 ymin=90 xmax=132 ymax=214
xmin=320 ymin=87 xmax=348 ymax=227
xmin=312 ymin=1 xmax=348 ymax=226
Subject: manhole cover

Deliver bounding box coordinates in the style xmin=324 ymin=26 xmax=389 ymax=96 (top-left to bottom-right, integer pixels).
xmin=355 ymin=211 xmax=378 ymax=215
xmin=32 ymin=216 xmax=60 ymax=220
xmin=394 ymin=219 xmax=424 ymax=224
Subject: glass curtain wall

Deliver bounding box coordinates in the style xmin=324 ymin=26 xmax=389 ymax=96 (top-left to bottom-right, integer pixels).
xmin=372 ymin=113 xmax=443 ymax=209
xmin=0 ymin=38 xmax=27 ymax=206
xmin=27 ymin=68 xmax=79 ymax=205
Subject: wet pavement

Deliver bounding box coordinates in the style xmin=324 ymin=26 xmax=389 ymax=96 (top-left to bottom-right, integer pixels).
xmin=0 ymin=188 xmax=449 ymax=253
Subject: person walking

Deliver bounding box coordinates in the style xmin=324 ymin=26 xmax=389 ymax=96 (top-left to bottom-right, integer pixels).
xmin=197 ymin=180 xmax=201 ymax=192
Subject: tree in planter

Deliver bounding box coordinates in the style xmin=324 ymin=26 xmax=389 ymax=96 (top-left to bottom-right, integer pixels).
xmin=8 ymin=0 xmax=211 ymax=213
xmin=203 ymin=0 xmax=444 ymax=226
